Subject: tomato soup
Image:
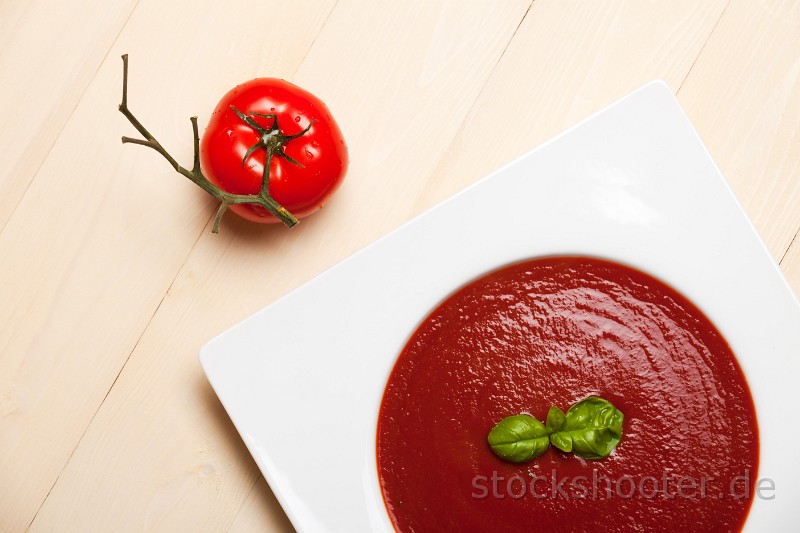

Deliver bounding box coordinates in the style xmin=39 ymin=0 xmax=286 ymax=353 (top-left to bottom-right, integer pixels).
xmin=377 ymin=257 xmax=757 ymax=533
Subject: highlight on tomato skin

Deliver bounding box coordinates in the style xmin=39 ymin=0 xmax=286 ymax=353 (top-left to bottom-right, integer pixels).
xmin=199 ymin=78 xmax=349 ymax=224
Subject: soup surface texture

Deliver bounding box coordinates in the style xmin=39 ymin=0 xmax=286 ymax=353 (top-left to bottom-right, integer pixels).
xmin=377 ymin=256 xmax=758 ymax=533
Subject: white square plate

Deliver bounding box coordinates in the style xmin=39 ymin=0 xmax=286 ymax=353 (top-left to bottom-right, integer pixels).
xmin=201 ymin=82 xmax=800 ymax=532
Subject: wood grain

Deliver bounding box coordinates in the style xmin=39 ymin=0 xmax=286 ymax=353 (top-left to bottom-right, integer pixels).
xmin=678 ymin=0 xmax=800 ymax=261
xmin=782 ymin=232 xmax=800 ymax=296
xmin=0 ymin=0 xmax=797 ymax=531
xmin=412 ymin=0 xmax=730 ymax=215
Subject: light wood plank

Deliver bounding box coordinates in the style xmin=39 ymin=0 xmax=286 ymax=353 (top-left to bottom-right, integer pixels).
xmin=411 ymin=0 xmax=730 ymax=215
xmin=677 ymin=0 xmax=800 ymax=260
xmin=28 ymin=1 xmax=532 ymax=531
xmin=0 ymin=0 xmax=138 ymax=231
xmin=0 ymin=1 xmax=335 ymax=531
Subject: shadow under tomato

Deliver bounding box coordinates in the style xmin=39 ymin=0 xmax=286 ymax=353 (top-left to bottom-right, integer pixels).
xmin=210 ymin=201 xmax=327 ymax=247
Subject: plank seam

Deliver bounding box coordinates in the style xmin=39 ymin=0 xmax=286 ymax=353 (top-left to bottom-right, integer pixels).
xmin=677 ymin=0 xmax=732 ymax=93
xmin=779 ymin=226 xmax=800 ymax=265
xmin=465 ymin=0 xmax=535 ymax=117
xmin=407 ymin=0 xmax=535 ymax=211
xmin=225 ymin=480 xmax=259 ymax=533
xmin=27 ymin=216 xmax=209 ymax=531
xmin=22 ymin=2 xmax=154 ymax=527
xmin=290 ymin=0 xmax=340 ymax=80
xmin=0 ymin=0 xmax=143 ymax=238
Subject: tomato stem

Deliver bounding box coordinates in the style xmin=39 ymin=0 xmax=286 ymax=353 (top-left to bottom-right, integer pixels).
xmin=213 ymin=203 xmax=228 ymax=233
xmin=118 ymin=54 xmax=299 ymax=232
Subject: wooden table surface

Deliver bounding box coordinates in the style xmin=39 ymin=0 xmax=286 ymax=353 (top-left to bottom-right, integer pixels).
xmin=2 ymin=1 xmax=799 ymax=531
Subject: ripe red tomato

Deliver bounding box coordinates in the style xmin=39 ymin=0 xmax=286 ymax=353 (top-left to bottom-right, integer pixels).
xmin=200 ymin=78 xmax=348 ymax=224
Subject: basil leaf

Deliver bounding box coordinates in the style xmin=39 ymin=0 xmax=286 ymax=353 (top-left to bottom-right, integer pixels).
xmin=549 ymin=397 xmax=624 ymax=459
xmin=488 ymin=414 xmax=550 ymax=463
xmin=550 ymin=431 xmax=573 ymax=452
xmin=546 ymin=405 xmax=566 ymax=434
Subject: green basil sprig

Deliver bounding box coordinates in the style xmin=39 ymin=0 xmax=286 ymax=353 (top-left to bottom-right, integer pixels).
xmin=488 ymin=396 xmax=623 ymax=463
xmin=487 ymin=414 xmax=550 ymax=462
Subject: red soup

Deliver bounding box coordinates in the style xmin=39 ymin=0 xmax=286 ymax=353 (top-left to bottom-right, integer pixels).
xmin=377 ymin=256 xmax=758 ymax=533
